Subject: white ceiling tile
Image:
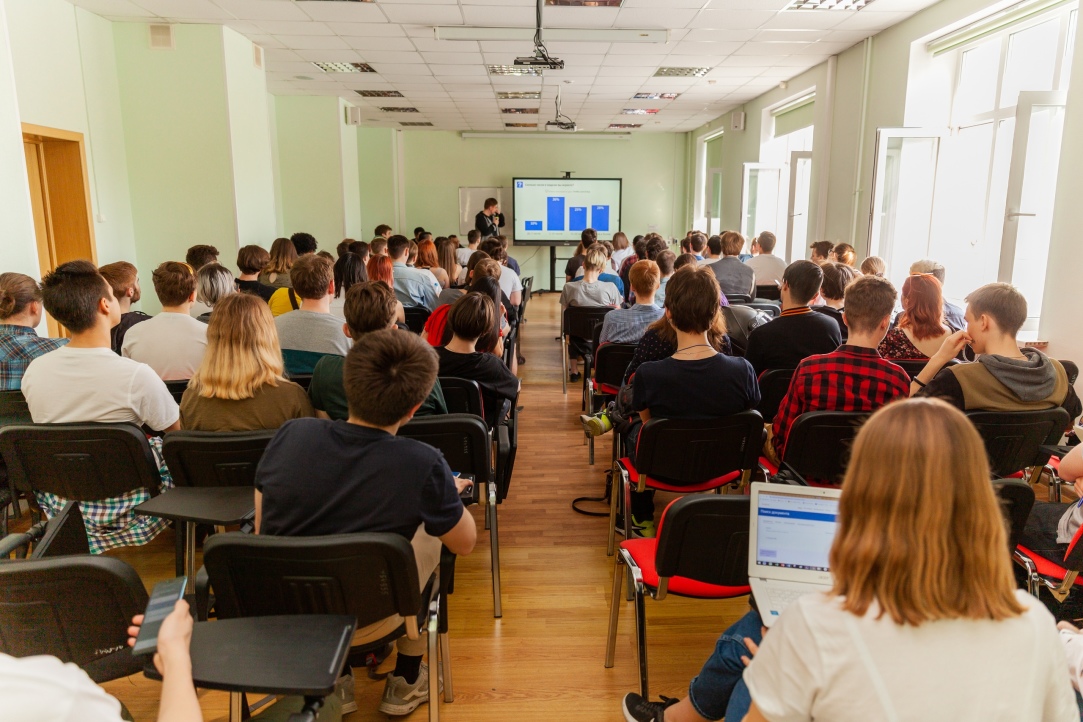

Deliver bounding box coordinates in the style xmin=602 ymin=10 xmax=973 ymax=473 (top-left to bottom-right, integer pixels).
xmin=801 ymin=40 xmax=853 ymax=55
xmin=292 ymin=48 xmax=362 ymax=62
xmin=264 ymin=48 xmax=303 ymax=62
xmin=687 ymin=9 xmax=775 ymax=29
xmin=420 ymin=52 xmax=485 ymax=64
xmin=544 ymin=41 xmax=612 ymax=55
xmin=733 ymin=41 xmax=809 ymax=55
xmin=831 ymin=10 xmax=912 ymax=31
xmin=706 ymin=0 xmax=790 ymax=9
xmin=602 ymin=53 xmax=667 ymax=67
xmin=615 ymin=8 xmax=698 ymax=28
xmin=542 ymin=7 xmax=618 ymax=29
xmin=379 ymin=5 xmax=464 ymax=24
xmin=681 ymin=28 xmax=758 ymax=42
xmin=461 ymin=6 xmax=535 ymax=26
xmin=596 ymin=66 xmax=652 ymax=78
xmin=296 ymin=1 xmax=387 ymax=22
xmin=754 ymin=28 xmax=824 ymax=41
xmin=554 ymin=54 xmax=607 ymax=66
xmin=132 ymin=0 xmax=232 ymax=19
xmin=70 ymin=0 xmax=155 ymax=18
xmin=223 ymin=20 xmax=261 ymax=33
xmin=358 ymin=50 xmax=427 ymax=64
xmin=374 ymin=64 xmax=435 ymax=76
xmin=275 ymin=34 xmax=351 ymax=50
xmin=432 ymin=65 xmax=490 ymax=76
xmin=622 ymin=0 xmax=710 ymax=7
xmin=336 ymin=23 xmax=406 ymax=37
xmin=250 ymin=34 xmax=287 ymax=49
xmin=212 ymin=0 xmax=308 ymax=21
xmin=668 ymin=41 xmax=741 ymax=55
xmin=479 ymin=40 xmax=531 ymax=54
xmin=344 ymin=37 xmax=418 ymax=51
xmin=255 ymin=20 xmax=334 ymax=35
xmin=412 ymin=38 xmax=480 ymax=52
xmin=759 ymin=11 xmax=846 ymax=31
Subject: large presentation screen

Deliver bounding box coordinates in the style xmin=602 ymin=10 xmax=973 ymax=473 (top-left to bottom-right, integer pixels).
xmin=512 ymin=177 xmax=622 ymax=245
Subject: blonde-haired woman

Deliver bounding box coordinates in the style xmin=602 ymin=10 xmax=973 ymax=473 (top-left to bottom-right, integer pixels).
xmin=258 ymin=237 xmax=296 ymax=289
xmin=623 ymin=397 xmax=1076 ymax=722
xmin=179 ymin=293 xmax=314 ymax=432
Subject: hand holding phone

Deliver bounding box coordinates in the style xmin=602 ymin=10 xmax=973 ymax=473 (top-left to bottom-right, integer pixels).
xmin=131 ymin=576 xmax=188 ymax=656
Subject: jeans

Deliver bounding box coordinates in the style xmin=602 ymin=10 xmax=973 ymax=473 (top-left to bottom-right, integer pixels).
xmin=688 ymin=609 xmax=763 ymax=721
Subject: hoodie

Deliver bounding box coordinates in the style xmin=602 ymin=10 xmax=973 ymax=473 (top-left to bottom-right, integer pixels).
xmin=978 ymin=348 xmax=1059 ymax=402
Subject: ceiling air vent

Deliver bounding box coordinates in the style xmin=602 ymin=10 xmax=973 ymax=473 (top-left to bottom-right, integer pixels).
xmin=312 ymin=62 xmax=375 ymax=73
xmin=621 ymin=108 xmax=659 ymax=115
xmin=654 ymin=67 xmax=710 ymax=77
xmin=355 ymin=90 xmax=404 ymax=97
xmin=634 ymin=92 xmax=678 ymax=100
xmin=400 ymin=122 xmax=433 ymax=126
xmin=148 ymin=24 xmax=174 ymax=50
xmin=380 ymin=106 xmax=420 ymax=113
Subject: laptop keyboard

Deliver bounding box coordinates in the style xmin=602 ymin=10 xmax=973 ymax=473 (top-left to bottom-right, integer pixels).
xmin=767 ymin=585 xmax=807 ymax=612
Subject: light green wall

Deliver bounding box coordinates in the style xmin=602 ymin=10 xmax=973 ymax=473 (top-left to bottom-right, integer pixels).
xmin=357 ymin=126 xmax=398 ymax=235
xmin=0 ymin=0 xmax=38 ymax=283
xmin=338 ymin=98 xmax=362 ymax=241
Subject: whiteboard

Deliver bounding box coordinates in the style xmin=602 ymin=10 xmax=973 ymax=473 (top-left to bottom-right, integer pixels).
xmin=458 ymin=187 xmax=510 ymax=237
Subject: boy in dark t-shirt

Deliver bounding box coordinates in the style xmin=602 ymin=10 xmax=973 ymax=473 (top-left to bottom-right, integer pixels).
xmin=256 ymin=329 xmax=475 ymax=717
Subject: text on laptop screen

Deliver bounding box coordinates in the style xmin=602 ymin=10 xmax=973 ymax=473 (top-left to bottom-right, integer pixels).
xmin=756 ymin=491 xmax=838 ymax=572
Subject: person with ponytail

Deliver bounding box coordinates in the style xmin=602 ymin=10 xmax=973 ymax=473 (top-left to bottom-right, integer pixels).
xmin=0 ymin=272 xmax=66 ymax=390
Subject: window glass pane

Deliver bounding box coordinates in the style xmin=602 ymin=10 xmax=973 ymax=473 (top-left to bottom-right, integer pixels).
xmin=1063 ymin=10 xmax=1077 ymax=90
xmin=955 ymin=40 xmax=1001 ymax=119
xmin=1001 ymin=19 xmax=1060 ymax=108
xmin=983 ymin=118 xmax=1015 ymax=283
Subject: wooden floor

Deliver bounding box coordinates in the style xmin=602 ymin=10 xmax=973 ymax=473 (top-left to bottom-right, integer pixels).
xmin=92 ymin=293 xmax=751 ymax=721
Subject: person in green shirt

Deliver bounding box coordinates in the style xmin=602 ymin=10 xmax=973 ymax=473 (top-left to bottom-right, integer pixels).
xmin=309 ymin=281 xmax=447 ymax=419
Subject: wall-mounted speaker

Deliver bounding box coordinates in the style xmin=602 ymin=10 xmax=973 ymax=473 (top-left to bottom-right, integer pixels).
xmin=148 ymin=24 xmax=174 ymax=50
xmin=731 ymin=111 xmax=746 ymax=132
xmin=345 ymin=106 xmax=362 ymax=126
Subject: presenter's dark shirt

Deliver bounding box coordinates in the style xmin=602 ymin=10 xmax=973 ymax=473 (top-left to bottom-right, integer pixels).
xmin=475 ymin=211 xmax=505 ymax=238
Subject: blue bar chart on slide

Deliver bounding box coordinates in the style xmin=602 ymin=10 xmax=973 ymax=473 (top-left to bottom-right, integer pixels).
xmin=569 ymin=206 xmax=587 ymax=231
xmin=547 ymin=197 xmax=565 ymax=231
xmin=591 ymin=205 xmax=610 ymax=231
xmin=525 ymin=221 xmax=542 ymax=231
xmin=513 ymin=179 xmax=622 ymax=243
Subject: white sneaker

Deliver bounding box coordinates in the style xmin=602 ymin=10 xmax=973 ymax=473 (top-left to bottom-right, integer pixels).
xmin=378 ymin=662 xmax=438 ymax=716
xmin=334 ymin=671 xmax=358 ymax=714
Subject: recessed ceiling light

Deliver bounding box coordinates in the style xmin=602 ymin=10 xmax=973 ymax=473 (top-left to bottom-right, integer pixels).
xmin=379 ymin=106 xmax=420 ymax=113
xmin=355 ymin=90 xmax=404 ymax=98
xmin=488 ymin=65 xmax=544 ymax=77
xmin=634 ymin=92 xmax=679 ymax=100
xmin=312 ymin=62 xmax=375 ymax=73
xmin=505 ymin=123 xmax=538 ymax=128
xmin=784 ymin=0 xmax=873 ymax=8
xmin=609 ymin=123 xmax=641 ymax=129
xmin=400 ymin=121 xmax=433 ymax=126
xmin=502 ymin=108 xmax=539 ymax=114
xmin=654 ymin=67 xmax=710 ymax=77
xmin=545 ymin=0 xmax=623 ymax=5
xmin=497 ymin=91 xmax=542 ymax=100
xmin=621 ymin=108 xmax=660 ymax=115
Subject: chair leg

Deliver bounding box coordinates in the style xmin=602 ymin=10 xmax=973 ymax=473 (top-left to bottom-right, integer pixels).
xmin=589 ymin=433 xmax=595 ymax=465
xmin=561 ymin=337 xmax=567 ymax=395
xmin=428 ymin=601 xmax=440 ymax=722
xmin=229 ymin=691 xmax=243 ymax=722
xmin=607 ymin=462 xmax=623 ymax=556
xmin=439 ymin=632 xmax=454 ymax=703
xmin=184 ymin=521 xmax=196 ymax=583
xmin=489 ymin=483 xmax=502 ymax=619
xmin=624 ymin=480 xmax=635 ymax=601
xmin=634 ymin=579 xmax=649 ymax=698
xmin=605 ymin=555 xmax=623 ymax=668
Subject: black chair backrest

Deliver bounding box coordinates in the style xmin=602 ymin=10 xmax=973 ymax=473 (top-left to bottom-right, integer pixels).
xmin=635 ymin=412 xmax=765 ymax=487
xmin=203 ymin=532 xmax=422 ymax=629
xmin=594 ymin=343 xmax=638 ymax=389
xmin=0 ymin=423 xmax=162 ymax=500
xmin=655 ymin=495 xmax=750 ymax=588
xmin=439 ymin=377 xmax=486 ymax=419
xmin=0 ymin=390 xmax=31 ymax=428
xmin=755 ymin=284 xmax=781 ymax=301
xmin=0 ymin=555 xmax=148 ymax=683
xmin=403 ymin=306 xmax=432 ymax=334
xmin=1061 ymin=360 xmax=1079 ymax=386
xmin=782 ymin=411 xmax=870 ymax=484
xmin=742 ymin=302 xmax=780 ymax=318
xmin=33 ymin=501 xmax=91 ymax=558
xmin=288 ymin=374 xmax=313 ymax=391
xmin=562 ymin=306 xmax=612 ymax=342
xmin=164 ymin=380 xmax=189 ymax=404
xmin=725 ymin=293 xmax=752 ymax=304
xmin=162 ymin=430 xmax=277 ymax=488
xmin=992 ymin=478 xmax=1035 ymax=553
xmin=399 ymin=414 xmax=491 ymax=485
xmin=755 ymin=369 xmax=795 ymax=422
xmin=890 ymin=358 xmax=959 ymax=381
xmin=967 ymin=408 xmax=1071 ymax=477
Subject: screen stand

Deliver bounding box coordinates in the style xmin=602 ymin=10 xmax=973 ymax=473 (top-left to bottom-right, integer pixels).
xmin=549 ymin=246 xmax=558 ymax=293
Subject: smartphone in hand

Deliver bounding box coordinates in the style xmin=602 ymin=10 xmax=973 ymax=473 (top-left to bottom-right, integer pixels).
xmin=131 ymin=576 xmax=188 ymax=656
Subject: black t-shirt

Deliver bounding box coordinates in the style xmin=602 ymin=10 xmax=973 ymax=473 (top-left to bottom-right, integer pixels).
xmin=255 ymin=419 xmax=464 ymax=539
xmin=632 ymin=354 xmax=760 ymax=419
xmin=237 ymin=279 xmax=277 ymax=302
xmin=435 ymin=347 xmax=520 ymax=427
xmin=813 ymin=306 xmax=847 ymax=343
xmin=744 ymin=309 xmax=842 ymax=375
xmin=475 ymin=211 xmax=505 ymax=238
xmin=564 ymin=255 xmax=585 ymax=280
xmin=110 ymin=311 xmax=151 ymax=355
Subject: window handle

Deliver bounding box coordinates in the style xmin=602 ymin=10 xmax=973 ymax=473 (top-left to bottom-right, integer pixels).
xmin=1006 ymin=211 xmax=1037 ymax=219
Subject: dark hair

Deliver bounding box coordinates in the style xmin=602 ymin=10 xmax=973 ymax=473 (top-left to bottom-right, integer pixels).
xmin=466 ymin=276 xmax=503 ymax=353
xmin=348 ymin=241 xmax=369 ymax=259
xmin=810 ymin=240 xmax=833 ymax=260
xmin=343 ymin=281 xmax=397 ymax=338
xmin=343 ymin=328 xmax=438 ymax=426
xmin=153 ymin=261 xmax=197 ymax=307
xmin=414 ymin=227 xmax=426 ymax=237
xmin=98 ymin=261 xmax=139 ymax=300
xmin=843 ymin=275 xmax=897 ymax=334
xmin=467 ymin=229 xmax=481 ymax=244
xmin=484 ymin=197 xmax=498 ymax=209
xmin=374 ymin=224 xmax=392 ymax=237
xmin=334 ymin=253 xmax=368 ymax=299
xmin=581 ymin=228 xmax=597 ymax=245
xmin=479 ymin=238 xmax=506 ymax=263
xmin=236 ymin=245 xmax=270 ymax=275
xmin=467 ymin=251 xmax=491 ymax=280
xmin=185 ymin=245 xmax=219 ymax=270
xmin=290 ymin=232 xmax=318 ymax=255
xmin=707 ymin=235 xmax=722 ymax=256
xmin=0 ymin=273 xmax=43 ymax=320
xmin=820 ymin=262 xmax=858 ymax=301
xmin=674 ymin=253 xmax=698 ymax=271
xmin=41 ymin=260 xmax=111 ymax=333
xmin=633 ymin=238 xmax=649 ymax=261
xmin=689 ymin=233 xmax=707 ymax=253
xmin=783 ymin=260 xmax=824 ymax=305
xmin=449 ymin=291 xmax=495 ymax=342
xmin=290 ymin=254 xmax=334 ymax=300
xmin=645 ymin=236 xmax=668 ymax=261
xmin=665 ymin=267 xmax=722 ymax=334
xmin=336 ymin=240 xmax=354 ymax=258
xmin=387 ymin=234 xmax=411 ymax=259
xmin=655 ymin=250 xmax=676 ymax=275
xmin=316 ymin=250 xmax=335 ymax=263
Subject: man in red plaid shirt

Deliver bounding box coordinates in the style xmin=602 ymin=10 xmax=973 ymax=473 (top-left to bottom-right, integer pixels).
xmin=768 ymin=274 xmax=910 ymax=464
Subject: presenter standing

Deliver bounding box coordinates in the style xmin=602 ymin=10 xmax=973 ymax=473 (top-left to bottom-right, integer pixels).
xmin=475 ymin=198 xmax=505 ymax=238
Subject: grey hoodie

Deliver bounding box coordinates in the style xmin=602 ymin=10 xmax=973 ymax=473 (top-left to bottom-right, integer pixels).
xmin=977 ymin=348 xmax=1058 ymax=402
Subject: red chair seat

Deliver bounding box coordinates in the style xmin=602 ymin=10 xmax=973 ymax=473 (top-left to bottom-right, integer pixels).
xmin=618 ymin=457 xmax=740 ymax=493
xmin=592 ymin=380 xmax=620 ymax=395
xmin=619 ymin=538 xmax=750 ymax=599
xmin=758 ymin=456 xmax=778 ymax=476
xmin=1016 ymin=545 xmax=1083 ymax=586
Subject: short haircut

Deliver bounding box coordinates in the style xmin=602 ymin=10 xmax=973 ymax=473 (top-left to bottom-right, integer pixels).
xmin=479 ymin=238 xmax=505 ymax=261
xmin=689 ymin=233 xmax=707 ymax=253
xmin=782 ymin=260 xmax=823 ymax=305
xmin=418 ymin=232 xmax=433 ymax=243
xmin=629 ymin=260 xmax=660 ymax=297
xmin=343 ymin=328 xmax=438 ymax=426
xmin=581 ymin=228 xmax=597 ymax=245
xmin=414 ymin=227 xmax=426 ymax=237
xmin=633 ymin=238 xmax=649 ymax=260
xmin=966 ymin=282 xmax=1027 ymax=337
xmin=473 ymin=258 xmax=502 ymax=281
xmin=810 ymin=240 xmax=833 ymax=260
xmin=236 ymin=245 xmax=270 ymax=275
xmin=449 ymin=292 xmax=495 ymax=341
xmin=196 ymin=263 xmax=235 ymax=307
xmin=707 ymin=235 xmax=722 ymax=256
xmin=820 ymin=262 xmax=858 ymax=301
xmin=289 ymin=254 xmax=334 ymax=300
xmin=655 ymin=250 xmax=676 ymax=276
xmin=317 ymin=250 xmax=335 ymax=263
xmin=910 ymin=258 xmax=946 ymax=284
xmin=185 ymin=245 xmax=219 ymax=270
xmin=343 ymin=281 xmax=397 ymax=338
xmin=757 ymin=232 xmax=777 ymax=254
xmin=0 ymin=272 xmax=43 ymax=320
xmin=348 ymin=240 xmax=369 ymax=258
xmin=467 ymin=229 xmax=481 ymax=245
xmin=370 ymin=238 xmax=388 ymax=256
xmin=720 ymin=231 xmax=744 ymax=256
xmin=665 ymin=267 xmax=722 ymax=334
xmin=645 ymin=237 xmax=668 ymax=261
xmin=374 ymin=224 xmax=392 ymax=237
xmin=153 ymin=261 xmax=197 ymax=307
xmin=467 ymin=250 xmax=491 ymax=276
xmin=583 ymin=244 xmax=608 ymax=272
xmin=290 ymin=232 xmax=318 ymax=255
xmin=843 ymin=275 xmax=897 ymax=334
xmin=336 ymin=240 xmax=353 ymax=258
xmin=484 ymin=197 xmax=498 ymax=209
xmin=861 ymin=256 xmax=886 ymax=277
xmin=98 ymin=261 xmax=138 ymax=299
xmin=41 ymin=260 xmax=111 ymax=333
xmin=387 ymin=235 xmax=411 ymax=259
xmin=674 ymin=253 xmax=698 ymax=271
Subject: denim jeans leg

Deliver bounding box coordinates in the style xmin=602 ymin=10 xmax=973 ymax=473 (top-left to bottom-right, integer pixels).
xmin=687 ymin=609 xmax=763 ymax=721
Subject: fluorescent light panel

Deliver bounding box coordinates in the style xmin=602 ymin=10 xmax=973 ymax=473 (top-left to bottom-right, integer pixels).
xmin=609 ymin=123 xmax=641 ymax=128
xmin=437 ymin=27 xmax=667 ymax=43
xmin=505 ymin=123 xmax=539 ymax=128
xmin=379 ymin=106 xmax=420 ymax=112
xmin=634 ymin=92 xmax=679 ymax=100
xmin=502 ymin=108 xmax=539 ymax=114
xmin=400 ymin=122 xmax=433 ymax=126
xmin=488 ymin=65 xmax=544 ymax=76
xmin=621 ymin=108 xmax=660 ymax=115
xmin=654 ymin=67 xmax=710 ymax=77
xmin=545 ymin=0 xmax=623 ymax=6
xmin=784 ymin=0 xmax=874 ymax=9
xmin=497 ymin=91 xmax=542 ymax=100
xmin=312 ymin=62 xmax=375 ymax=73
xmin=355 ymin=90 xmax=404 ymax=97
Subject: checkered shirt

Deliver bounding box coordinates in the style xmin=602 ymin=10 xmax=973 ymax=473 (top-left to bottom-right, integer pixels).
xmin=598 ymin=303 xmax=665 ymax=345
xmin=771 ymin=345 xmax=910 ymax=459
xmin=0 ymin=325 xmax=66 ymax=390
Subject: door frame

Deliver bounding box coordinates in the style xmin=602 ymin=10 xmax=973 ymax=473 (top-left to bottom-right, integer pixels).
xmin=786 ymin=150 xmax=814 ymax=263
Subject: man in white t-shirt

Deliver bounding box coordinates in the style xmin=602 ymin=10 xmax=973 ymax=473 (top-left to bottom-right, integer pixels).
xmin=559 ymin=245 xmax=619 ymax=381
xmin=24 ymin=260 xmax=180 ymax=553
xmin=275 ymin=254 xmax=352 ymax=376
xmin=744 ymin=231 xmax=788 ymax=287
xmin=456 ymin=229 xmax=482 ymax=267
xmin=121 ymin=261 xmax=207 ymax=380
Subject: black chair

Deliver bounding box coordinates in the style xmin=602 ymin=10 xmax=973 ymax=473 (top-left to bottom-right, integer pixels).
xmin=561 ymin=306 xmax=613 ymax=395
xmin=1016 ymin=515 xmax=1083 ymax=605
xmin=741 ymin=301 xmax=780 ymax=318
xmin=439 ymin=377 xmax=486 ymax=419
xmin=967 ymin=408 xmax=1070 ymax=497
xmin=725 ymin=293 xmax=752 ymax=304
xmin=0 ymin=389 xmax=31 ymax=428
xmin=404 ymin=306 xmax=432 ymax=334
xmin=0 ymin=390 xmax=32 ymax=530
xmin=609 ymin=413 xmax=765 ymax=556
xmin=891 ymin=357 xmax=960 ymax=381
xmin=755 ymin=369 xmax=795 ymax=423
xmin=585 ymin=343 xmax=637 ymax=466
xmin=288 ymin=373 xmax=313 ymax=391
xmin=519 ymin=276 xmax=533 ymax=324
xmin=605 ymin=495 xmax=751 ymax=698
xmin=755 ymin=284 xmax=781 ymax=301
xmin=0 ymin=554 xmax=148 ymax=684
xmin=165 ymin=379 xmax=189 ymax=404
xmin=202 ymin=532 xmax=449 ymax=719
xmin=0 ymin=501 xmax=90 ymax=559
xmin=1062 ymin=360 xmax=1079 ymax=386
xmin=765 ymin=411 xmax=870 ymax=485
xmin=992 ymin=479 xmax=1034 ymax=554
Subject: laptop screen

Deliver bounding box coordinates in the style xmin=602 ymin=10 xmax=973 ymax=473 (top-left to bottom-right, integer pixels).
xmin=755 ymin=489 xmax=839 ymax=573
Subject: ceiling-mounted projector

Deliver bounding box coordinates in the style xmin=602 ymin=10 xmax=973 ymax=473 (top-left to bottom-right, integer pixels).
xmin=545 ymin=119 xmax=577 ymax=132
xmin=514 ymin=52 xmax=564 ymax=70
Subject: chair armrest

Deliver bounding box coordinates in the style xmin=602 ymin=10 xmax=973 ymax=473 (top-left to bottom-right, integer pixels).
xmin=775 ymin=463 xmax=809 ymax=486
xmin=0 ymin=521 xmax=46 ymax=558
xmin=495 ymin=424 xmax=511 ymax=502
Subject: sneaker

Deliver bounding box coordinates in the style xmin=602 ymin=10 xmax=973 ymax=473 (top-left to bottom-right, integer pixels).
xmin=631 ymin=516 xmax=655 ymax=539
xmin=334 ymin=671 xmax=358 ymax=714
xmin=378 ymin=662 xmax=438 ymax=716
xmin=570 ymin=371 xmax=582 ymax=382
xmin=580 ymin=412 xmax=613 ymax=437
xmin=622 ymin=693 xmax=678 ymax=722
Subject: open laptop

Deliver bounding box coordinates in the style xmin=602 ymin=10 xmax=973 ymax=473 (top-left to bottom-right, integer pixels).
xmin=748 ymin=482 xmax=842 ymax=627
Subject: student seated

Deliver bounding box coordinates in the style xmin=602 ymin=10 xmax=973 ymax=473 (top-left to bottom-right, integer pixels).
xmin=877 ymin=272 xmax=955 ymax=359
xmin=185 ymin=244 xmax=219 ymax=318
xmin=366 ymin=255 xmax=407 ymax=325
xmin=98 ymin=261 xmax=150 ymax=354
xmin=23 ymin=261 xmax=179 ymax=553
xmin=598 ymin=260 xmax=664 ymax=345
xmin=457 ymin=229 xmax=481 ymax=267
xmin=573 ymin=242 xmax=626 ymax=296
xmin=674 ymin=253 xmax=698 ymax=271
xmin=179 ymin=293 xmax=314 ymax=431
xmin=258 ymin=237 xmax=296 ymax=289
xmin=274 ymin=255 xmax=352 ymax=375
xmin=435 ymin=293 xmax=520 ymax=428
xmin=268 ymin=234 xmax=320 ymax=317
xmin=560 ymin=244 xmax=621 ymax=381
xmin=480 ymin=238 xmax=523 ymax=307
xmin=830 ymin=241 xmax=857 ymax=267
xmin=122 ymin=261 xmax=208 ymax=381
xmin=415 ymin=239 xmax=447 ymax=289
xmin=565 ymin=229 xmax=596 ymax=282
xmin=909 ymin=258 xmax=967 ymax=330
xmin=767 ymin=275 xmax=910 ymax=466
xmin=913 ymin=282 xmax=1081 ymax=418
xmin=0 ymin=272 xmax=66 ymax=389
xmin=310 ymin=282 xmax=447 ymax=421
xmin=653 ymin=250 xmax=676 ymax=308
xmin=193 ymin=263 xmax=234 ymax=324
xmin=808 ymin=240 xmax=833 ymax=265
xmin=255 ymin=329 xmax=475 ymax=717
xmin=388 ymin=234 xmax=439 ymax=310
xmin=860 ymin=255 xmax=886 ymax=277
xmin=330 ymin=252 xmax=367 ymax=320
xmin=709 ymin=231 xmax=755 ymax=299
xmin=435 ymin=237 xmax=462 ymax=289
xmin=812 ymin=262 xmax=857 ymax=342
xmin=623 ymin=267 xmax=759 ymax=536
xmin=234 ymin=244 xmax=276 ymax=302
xmin=744 ymin=260 xmax=842 ymax=375
xmin=744 ymin=231 xmax=786 ymax=286
xmin=623 ymin=398 xmax=1077 ymax=722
